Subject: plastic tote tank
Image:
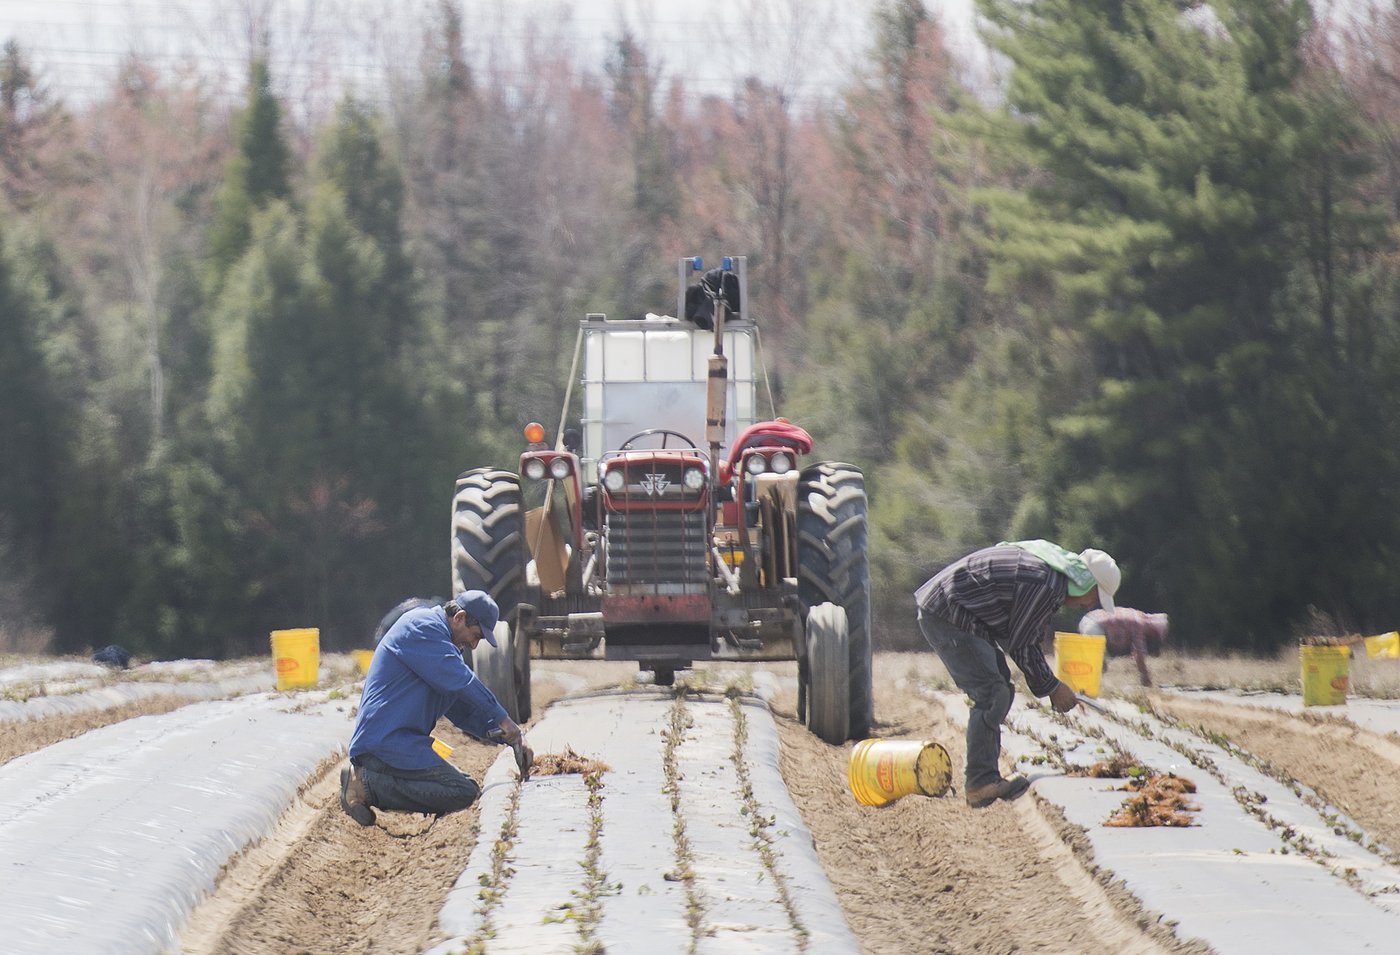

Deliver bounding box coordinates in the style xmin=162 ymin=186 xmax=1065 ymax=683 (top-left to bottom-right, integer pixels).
xmin=578 ymin=314 xmax=760 ymax=476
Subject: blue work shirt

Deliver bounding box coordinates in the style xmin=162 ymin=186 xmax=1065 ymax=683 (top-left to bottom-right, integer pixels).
xmin=349 ymin=606 xmax=509 ymax=770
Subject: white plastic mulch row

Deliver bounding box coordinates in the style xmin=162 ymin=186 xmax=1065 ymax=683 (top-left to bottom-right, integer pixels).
xmin=0 ymin=692 xmax=354 ymax=955
xmin=0 ymin=659 xmax=277 ymax=723
xmin=1166 ymin=685 xmax=1400 ymax=737
xmin=929 ymin=687 xmax=1400 ymax=954
xmin=427 ymin=692 xmax=859 ymax=955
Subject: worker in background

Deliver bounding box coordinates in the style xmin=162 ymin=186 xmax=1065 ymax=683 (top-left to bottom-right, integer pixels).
xmin=1079 ymin=607 xmax=1168 ymax=688
xmin=915 ymin=540 xmax=1121 ymax=808
xmin=340 ymin=591 xmax=531 ymax=827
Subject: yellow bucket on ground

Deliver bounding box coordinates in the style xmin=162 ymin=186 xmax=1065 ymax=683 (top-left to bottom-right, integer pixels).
xmin=1365 ymin=632 xmax=1400 ymax=659
xmin=848 ymin=738 xmax=952 ymax=807
xmin=271 ymin=628 xmax=320 ymax=690
xmin=352 ymin=649 xmax=375 ymax=675
xmin=431 ymin=737 xmax=453 ymax=761
xmin=1301 ymin=644 xmax=1350 ymax=706
xmin=1054 ymin=632 xmax=1106 ymax=697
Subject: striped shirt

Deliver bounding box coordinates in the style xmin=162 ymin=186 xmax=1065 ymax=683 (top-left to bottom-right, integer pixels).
xmin=914 ymin=545 xmax=1068 ymax=697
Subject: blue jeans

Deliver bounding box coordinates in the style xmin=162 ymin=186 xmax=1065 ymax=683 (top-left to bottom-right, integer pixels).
xmin=354 ymin=753 xmax=482 ymax=816
xmin=918 ymin=611 xmax=1013 ymax=789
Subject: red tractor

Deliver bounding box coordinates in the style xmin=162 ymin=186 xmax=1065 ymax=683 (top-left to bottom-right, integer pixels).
xmin=451 ymin=256 xmax=872 ymax=743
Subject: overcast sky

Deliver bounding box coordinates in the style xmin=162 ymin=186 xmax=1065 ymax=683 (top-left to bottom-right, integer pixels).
xmin=0 ymin=0 xmax=984 ymax=114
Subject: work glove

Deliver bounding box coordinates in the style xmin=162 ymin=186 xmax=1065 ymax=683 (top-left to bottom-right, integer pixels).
xmin=491 ymin=718 xmax=532 ymax=781
xmin=513 ymin=739 xmax=534 ymax=782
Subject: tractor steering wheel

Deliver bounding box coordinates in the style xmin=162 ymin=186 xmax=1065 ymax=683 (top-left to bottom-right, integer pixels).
xmin=619 ymin=429 xmax=699 ymax=451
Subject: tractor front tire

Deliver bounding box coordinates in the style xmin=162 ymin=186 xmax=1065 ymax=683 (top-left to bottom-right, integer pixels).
xmin=805 ymin=603 xmax=851 ymax=745
xmin=473 ymin=620 xmax=532 ymax=724
xmin=796 ymin=462 xmax=873 ymax=739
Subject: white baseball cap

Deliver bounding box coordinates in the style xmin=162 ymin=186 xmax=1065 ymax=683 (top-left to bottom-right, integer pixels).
xmin=1079 ymin=549 xmax=1120 ymax=611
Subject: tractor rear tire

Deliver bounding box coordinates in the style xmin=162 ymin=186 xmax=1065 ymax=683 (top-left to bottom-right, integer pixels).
xmin=451 ymin=468 xmax=527 ymax=620
xmin=473 ymin=620 xmax=531 ymax=724
xmin=796 ymin=462 xmax=873 ymax=739
xmin=453 ymin=468 xmax=531 ymax=723
xmin=805 ymin=603 xmax=851 ymax=745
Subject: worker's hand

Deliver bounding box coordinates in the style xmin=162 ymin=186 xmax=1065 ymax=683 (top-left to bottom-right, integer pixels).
xmin=513 ymin=740 xmax=534 ymax=782
xmin=498 ymin=717 xmax=524 ymax=748
xmin=1049 ymin=681 xmax=1080 ymax=713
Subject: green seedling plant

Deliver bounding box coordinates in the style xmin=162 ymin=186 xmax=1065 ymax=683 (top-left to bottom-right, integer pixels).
xmin=565 ymin=769 xmax=620 ymax=950
xmin=459 ymin=777 xmax=523 ymax=951
xmin=728 ymin=696 xmax=808 ymax=950
xmin=663 ymin=692 xmax=704 ymax=953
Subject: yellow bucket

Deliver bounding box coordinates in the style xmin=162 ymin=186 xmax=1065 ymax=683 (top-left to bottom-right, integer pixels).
xmin=1054 ymin=632 xmax=1106 ymax=697
xmin=1301 ymin=644 xmax=1349 ymax=706
xmin=848 ymin=738 xmax=952 ymax=807
xmin=431 ymin=737 xmax=453 ymax=761
xmin=1365 ymin=632 xmax=1400 ymax=660
xmin=352 ymin=649 xmax=375 ymax=675
xmin=271 ymin=628 xmax=320 ymax=690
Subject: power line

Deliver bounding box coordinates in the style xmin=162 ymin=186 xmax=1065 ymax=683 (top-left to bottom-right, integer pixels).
xmin=1 ymin=1 xmax=866 ymax=116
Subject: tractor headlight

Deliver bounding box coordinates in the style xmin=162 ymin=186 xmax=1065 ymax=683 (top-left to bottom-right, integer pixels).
xmin=745 ymin=454 xmax=767 ymax=475
xmin=770 ymin=451 xmax=793 ymax=474
xmin=523 ymin=458 xmax=547 ymax=480
xmin=549 ymin=457 xmax=572 ymax=479
xmin=683 ymin=467 xmax=705 ymax=490
xmin=603 ymin=468 xmax=626 ymax=493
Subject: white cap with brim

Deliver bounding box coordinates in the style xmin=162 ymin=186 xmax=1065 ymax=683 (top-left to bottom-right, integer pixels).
xmin=1079 ymin=549 xmax=1120 ymax=611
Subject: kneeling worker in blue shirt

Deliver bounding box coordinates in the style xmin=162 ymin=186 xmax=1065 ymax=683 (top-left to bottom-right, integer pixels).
xmin=340 ymin=590 xmax=530 ymax=826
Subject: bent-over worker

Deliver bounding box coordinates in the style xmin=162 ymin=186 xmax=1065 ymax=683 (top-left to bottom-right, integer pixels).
xmin=340 ymin=591 xmax=530 ymax=827
xmin=915 ymin=540 xmax=1120 ymax=808
xmin=1079 ymin=607 xmax=1168 ymax=688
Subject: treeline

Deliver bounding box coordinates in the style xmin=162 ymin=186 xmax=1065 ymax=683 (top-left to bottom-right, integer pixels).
xmin=3 ymin=0 xmax=1400 ymax=658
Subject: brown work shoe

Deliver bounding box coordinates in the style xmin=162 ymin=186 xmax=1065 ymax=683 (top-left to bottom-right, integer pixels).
xmin=965 ymin=775 xmax=1031 ymax=809
xmin=340 ymin=764 xmax=376 ymax=826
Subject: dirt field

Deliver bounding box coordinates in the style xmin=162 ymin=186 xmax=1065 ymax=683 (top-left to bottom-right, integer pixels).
xmin=8 ymin=649 xmax=1400 ymax=954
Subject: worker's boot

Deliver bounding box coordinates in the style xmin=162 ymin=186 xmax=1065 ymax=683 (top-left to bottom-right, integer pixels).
xmin=965 ymin=775 xmax=1030 ymax=809
xmin=340 ymin=764 xmax=376 ymax=826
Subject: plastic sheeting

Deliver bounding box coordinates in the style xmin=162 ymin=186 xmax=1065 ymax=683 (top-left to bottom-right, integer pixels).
xmin=427 ymin=693 xmax=859 ymax=955
xmin=0 ymin=692 xmax=353 ymax=954
xmin=0 ymin=660 xmax=275 ymax=724
xmin=932 ymin=688 xmax=1400 ymax=953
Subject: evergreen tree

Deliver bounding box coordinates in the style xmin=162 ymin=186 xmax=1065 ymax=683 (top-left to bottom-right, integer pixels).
xmin=201 ymin=101 xmax=464 ymax=649
xmin=0 ymin=40 xmax=66 ymax=210
xmin=0 ymin=216 xmax=66 ymax=605
xmin=207 ymin=57 xmax=291 ymax=288
xmin=0 ymin=215 xmax=138 ymax=653
xmin=970 ymin=0 xmax=1392 ymax=646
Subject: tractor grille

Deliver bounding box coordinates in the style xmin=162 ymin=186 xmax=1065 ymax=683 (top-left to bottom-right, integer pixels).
xmin=605 ymin=510 xmax=709 ymax=585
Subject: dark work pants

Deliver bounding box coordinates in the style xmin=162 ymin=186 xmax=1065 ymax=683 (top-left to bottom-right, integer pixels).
xmin=918 ymin=610 xmax=1014 ymax=789
xmin=353 ymin=752 xmax=482 ymax=816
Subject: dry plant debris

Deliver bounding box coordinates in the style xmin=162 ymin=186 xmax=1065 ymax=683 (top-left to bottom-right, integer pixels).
xmin=1104 ymin=774 xmax=1199 ymax=828
xmin=1066 ymin=757 xmax=1200 ymax=827
xmin=530 ymin=746 xmax=610 ymax=776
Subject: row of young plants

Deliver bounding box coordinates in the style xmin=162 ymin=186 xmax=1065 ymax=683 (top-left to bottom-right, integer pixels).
xmin=453 ymin=686 xmax=808 ymax=953
xmin=1025 ymin=697 xmax=1399 ymax=893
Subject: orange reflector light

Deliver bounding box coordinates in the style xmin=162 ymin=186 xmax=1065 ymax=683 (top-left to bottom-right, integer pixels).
xmin=523 ymin=422 xmax=546 ymax=444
